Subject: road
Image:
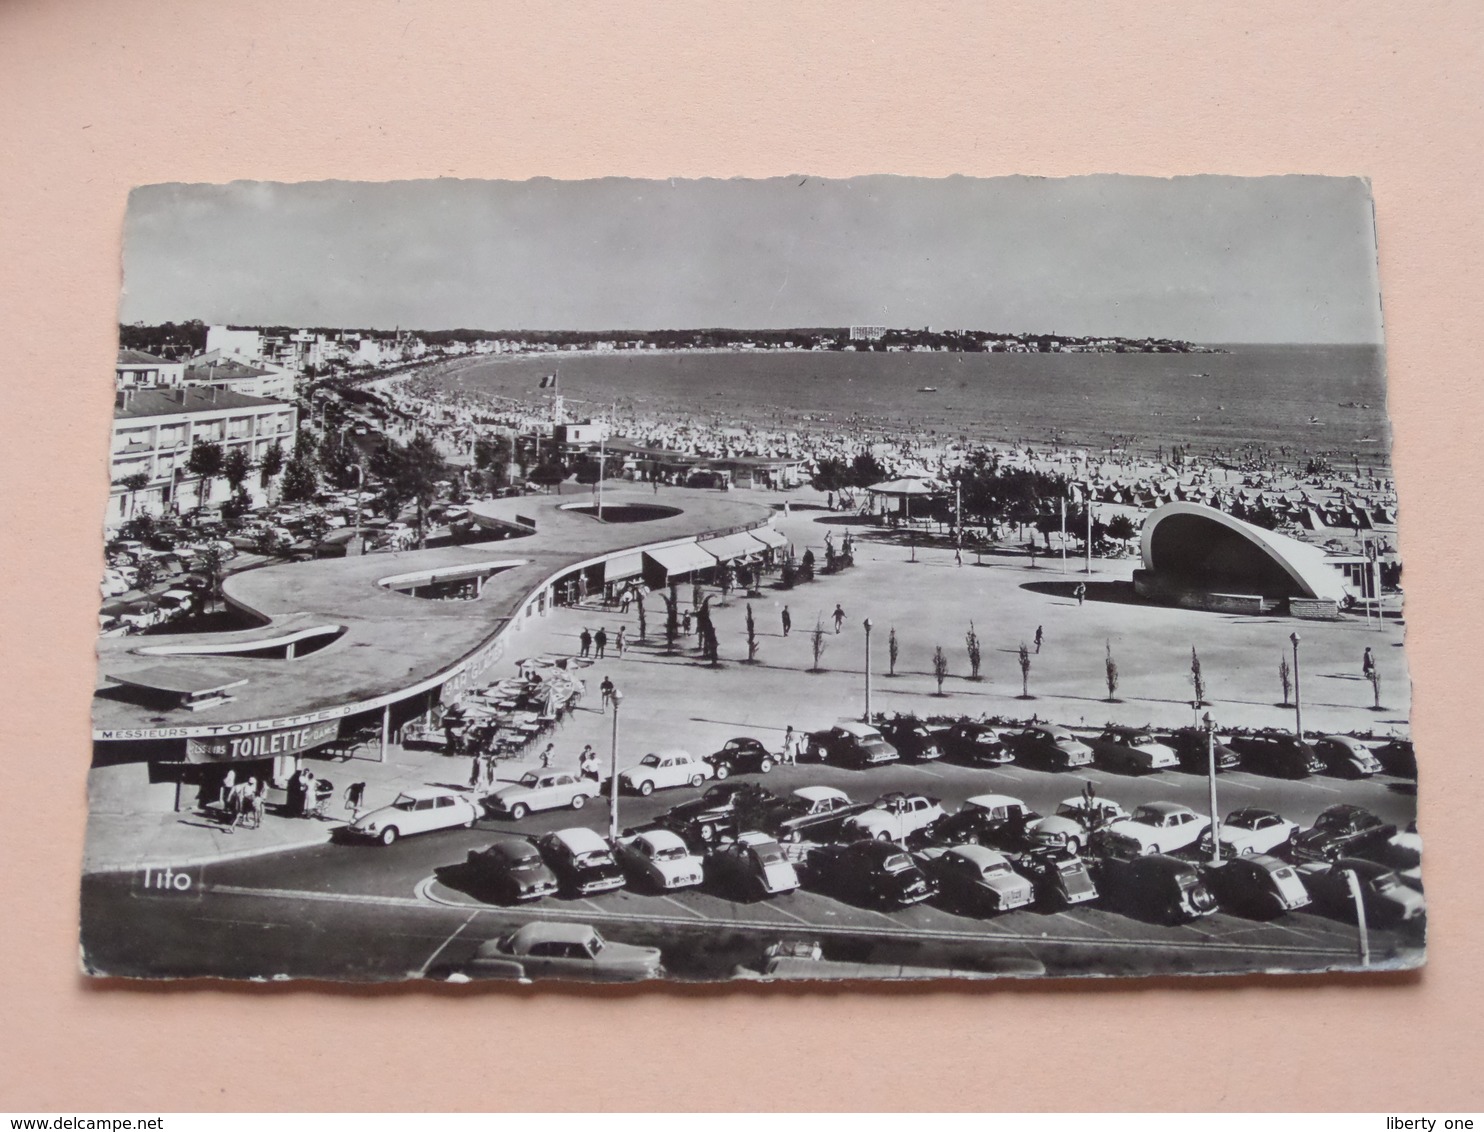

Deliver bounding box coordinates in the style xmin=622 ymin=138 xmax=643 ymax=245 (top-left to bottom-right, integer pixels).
xmin=80 ymin=754 xmax=1423 ymax=982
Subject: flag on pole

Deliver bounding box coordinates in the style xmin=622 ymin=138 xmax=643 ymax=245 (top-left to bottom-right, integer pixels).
xmin=539 ymin=373 xmax=558 ymax=389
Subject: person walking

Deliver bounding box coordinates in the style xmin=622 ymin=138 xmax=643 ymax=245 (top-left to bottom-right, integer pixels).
xmin=219 ymin=768 xmax=237 ymax=812
xmin=782 ymin=725 xmax=797 ymax=766
xmin=615 ymin=625 xmax=627 ymax=658
xmin=832 ymin=603 xmax=846 ymax=633
xmin=344 ymin=780 xmax=366 ymax=820
xmin=579 ymin=627 xmax=593 ymax=658
xmin=1034 ymin=625 xmax=1044 ymax=653
xmin=470 ymin=753 xmax=484 ymax=790
xmin=1074 ymin=582 xmax=1086 ymax=606
xmin=955 ymin=544 xmax=963 ymax=567
xmin=1362 ymin=647 xmax=1375 ymax=678
xmin=781 ymin=605 xmax=792 ymax=637
xmin=594 ymin=627 xmax=608 ymax=659
xmin=682 ymin=608 xmax=693 ymax=636
xmin=600 ymin=675 xmax=615 ymax=712
xmin=540 ymin=743 xmax=555 ymax=769
xmin=579 ymin=744 xmax=600 ymax=783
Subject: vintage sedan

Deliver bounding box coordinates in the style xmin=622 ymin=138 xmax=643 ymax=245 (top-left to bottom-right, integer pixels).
xmin=485 ymin=770 xmax=601 ymax=820
xmin=1296 ymin=858 xmax=1426 ymax=927
xmin=1090 ymin=726 xmax=1179 ymax=773
xmin=1289 ymin=805 xmax=1397 ymax=863
xmin=465 ymin=834 xmax=560 ymax=903
xmin=1204 ymin=854 xmax=1311 ymax=918
xmin=1013 ymin=848 xmax=1099 ymax=906
xmin=705 ymin=831 xmax=801 ymax=898
xmin=1198 ymin=807 xmax=1299 ymax=858
xmin=908 ymin=793 xmax=1041 ymax=852
xmin=458 ymin=922 xmax=663 ymax=983
xmin=1095 ymin=853 xmax=1218 ymax=924
xmin=1026 ymin=794 xmax=1128 ymax=854
xmin=806 ymin=839 xmax=937 ymax=909
xmin=874 ymin=716 xmax=947 ymax=763
xmin=805 ymin=721 xmax=900 ymax=769
xmin=704 ymin=737 xmax=777 ymax=778
xmin=1230 ymin=733 xmax=1324 ymax=778
xmin=1313 ymin=735 xmax=1383 ymax=778
xmin=843 ymin=792 xmax=947 ymax=843
xmin=346 ymin=786 xmax=482 ymax=846
xmin=613 ymin=829 xmax=705 ymax=891
xmin=656 ymin=782 xmax=780 ymax=847
xmin=1164 ymin=727 xmax=1243 ymax=773
xmin=535 ymin=826 xmax=627 ymax=896
xmin=1373 ymin=737 xmax=1417 ymax=778
xmin=618 ymin=749 xmax=711 ymax=796
xmin=1002 ymin=725 xmax=1094 ymax=770
xmin=1105 ymin=802 xmax=1210 ymax=855
xmin=750 ymin=786 xmax=871 ymax=843
xmin=937 ymin=720 xmax=1015 ymax=766
xmin=918 ymin=844 xmax=1035 ymax=914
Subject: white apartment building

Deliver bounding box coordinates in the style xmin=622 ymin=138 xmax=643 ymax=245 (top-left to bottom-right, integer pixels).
xmin=116 ymin=349 xmax=187 ymax=389
xmin=184 ymin=354 xmax=297 ymax=401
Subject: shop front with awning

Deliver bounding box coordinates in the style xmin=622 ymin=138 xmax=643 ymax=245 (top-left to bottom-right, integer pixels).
xmin=642 ymin=541 xmax=719 ymax=588
xmin=697 ymin=531 xmax=768 ymax=563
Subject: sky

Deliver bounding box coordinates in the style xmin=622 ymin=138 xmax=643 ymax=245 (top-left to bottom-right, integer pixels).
xmin=121 ymin=175 xmax=1385 ymax=343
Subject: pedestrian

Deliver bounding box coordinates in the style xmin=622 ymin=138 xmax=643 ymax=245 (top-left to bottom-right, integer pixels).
xmin=832 ymin=603 xmax=846 ymax=633
xmin=600 ymin=675 xmax=615 ymax=712
xmin=782 ymin=725 xmax=797 ymax=766
xmin=781 ymin=605 xmax=791 ymax=637
xmin=1362 ymin=647 xmax=1375 ymax=677
xmin=616 ymin=626 xmax=627 ymax=657
xmin=594 ymin=626 xmax=607 ymax=659
xmin=219 ymin=768 xmax=237 ymax=811
xmin=344 ymin=780 xmax=366 ymax=819
xmin=1075 ymin=582 xmax=1086 ymax=606
xmin=579 ymin=744 xmax=600 ymax=782
xmin=299 ymin=768 xmax=317 ymax=817
xmin=540 ymin=743 xmax=555 ymax=769
xmin=579 ymin=627 xmax=593 ymax=658
xmin=285 ymin=768 xmax=305 ymax=817
xmin=1034 ymin=625 xmax=1044 ymax=653
xmin=955 ymin=544 xmax=963 ymax=567
xmin=620 ymin=588 xmax=632 ymax=614
xmin=682 ymin=608 xmax=693 ymax=636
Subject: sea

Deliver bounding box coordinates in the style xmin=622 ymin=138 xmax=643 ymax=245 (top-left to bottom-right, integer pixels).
xmin=428 ymin=343 xmax=1392 ymax=468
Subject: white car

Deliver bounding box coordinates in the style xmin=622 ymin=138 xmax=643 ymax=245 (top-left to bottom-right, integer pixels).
xmin=1198 ymin=807 xmax=1300 ymax=857
xmin=1027 ymin=795 xmax=1130 ymax=854
xmin=619 ymin=749 xmax=710 ymax=796
xmin=614 ymin=829 xmax=704 ymax=891
xmin=1106 ymin=802 xmax=1211 ymax=855
xmin=486 ymin=770 xmax=600 ymax=819
xmin=843 ymin=792 xmax=946 ymax=843
xmin=347 ymin=785 xmax=482 ymax=845
xmin=101 ymin=569 xmax=131 ymax=598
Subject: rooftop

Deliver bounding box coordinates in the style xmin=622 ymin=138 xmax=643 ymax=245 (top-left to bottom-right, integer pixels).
xmin=114 ymin=386 xmax=289 ymax=420
xmin=117 ymin=349 xmax=173 ymax=366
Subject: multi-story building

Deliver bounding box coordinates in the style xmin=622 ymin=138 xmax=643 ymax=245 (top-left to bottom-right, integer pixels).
xmin=115 ymin=349 xmax=186 ymax=389
xmin=184 ymin=353 xmax=297 ymax=401
xmin=204 ymin=324 xmax=264 ymax=363
xmin=107 ymin=386 xmax=298 ymax=528
xmin=849 ymin=325 xmax=887 ymax=341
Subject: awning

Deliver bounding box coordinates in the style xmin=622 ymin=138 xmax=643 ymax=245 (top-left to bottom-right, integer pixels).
xmin=698 ymin=532 xmax=767 ymax=561
xmin=644 ymin=542 xmax=718 ymax=577
xmin=604 ymin=552 xmax=644 ymax=581
xmin=750 ymin=526 xmax=789 ymax=550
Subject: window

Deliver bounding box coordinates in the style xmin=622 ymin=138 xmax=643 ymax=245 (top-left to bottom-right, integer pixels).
xmin=436 ymin=796 xmax=456 ymax=808
xmin=414 ymin=797 xmax=436 ymax=811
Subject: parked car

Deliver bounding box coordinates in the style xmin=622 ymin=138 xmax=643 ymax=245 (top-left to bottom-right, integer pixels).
xmin=1198 ymin=807 xmax=1299 ymax=858
xmin=918 ymin=844 xmax=1035 ymax=914
xmin=1289 ymin=805 xmax=1397 ymax=863
xmin=346 ymin=786 xmax=482 ymax=845
xmin=908 ymin=793 xmax=1041 ymax=852
xmin=465 ymin=834 xmax=560 ymax=903
xmin=101 ymin=569 xmax=131 ymax=598
xmin=613 ymin=829 xmax=704 ymax=891
xmin=705 ymin=831 xmax=801 ymax=898
xmin=1025 ymin=795 xmax=1129 ymax=855
xmin=703 ymin=736 xmax=777 ymax=778
xmin=1295 ymin=858 xmax=1426 ymax=927
xmin=655 ymin=782 xmax=779 ymax=847
xmin=843 ymin=793 xmax=946 ymax=843
xmin=1230 ymin=733 xmax=1324 ymax=778
xmin=937 ymin=720 xmax=1014 ymax=765
xmin=1013 ymin=848 xmax=1099 ymax=906
xmin=806 ymin=839 xmax=937 ymax=909
xmin=875 ymin=716 xmax=946 ymax=763
xmin=1164 ymin=727 xmax=1242 ymax=773
xmin=1094 ymin=853 xmax=1218 ymax=924
xmin=806 ymin=721 xmax=900 ymax=768
xmin=1105 ymin=802 xmax=1210 ymax=855
xmin=1313 ymin=735 xmax=1383 ymax=778
xmin=750 ymin=786 xmax=871 ymax=843
xmin=1203 ymin=854 xmax=1311 ymax=918
xmin=534 ymin=826 xmax=627 ymax=897
xmin=1002 ymin=725 xmax=1094 ymax=770
xmin=485 ymin=770 xmax=600 ymax=820
xmin=1372 ymin=737 xmax=1417 ymax=778
xmin=457 ymin=922 xmax=663 ymax=983
xmin=156 ymin=588 xmax=197 ymax=617
xmin=618 ymin=749 xmax=710 ymax=796
xmin=1090 ymin=725 xmax=1179 ymax=773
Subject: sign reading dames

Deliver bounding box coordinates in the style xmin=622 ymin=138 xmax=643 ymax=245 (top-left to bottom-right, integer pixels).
xmin=186 ymin=719 xmax=341 ymax=763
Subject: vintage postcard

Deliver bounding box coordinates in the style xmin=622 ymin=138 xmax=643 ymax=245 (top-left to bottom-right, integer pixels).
xmin=83 ymin=175 xmax=1420 ymax=983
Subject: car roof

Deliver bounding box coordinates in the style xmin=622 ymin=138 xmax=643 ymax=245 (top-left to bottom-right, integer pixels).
xmin=735 ymin=831 xmax=779 ymax=847
xmin=636 ymin=828 xmax=688 ymax=851
xmin=482 ymin=833 xmax=538 ymax=856
xmin=1136 ymin=801 xmax=1192 ymax=816
xmin=508 ymin=921 xmax=598 ymax=946
xmin=832 ymin=720 xmax=881 ymax=737
xmin=947 ymin=844 xmax=1010 ymax=868
xmin=398 ymin=785 xmax=457 ymax=800
xmin=965 ymin=794 xmax=1028 ymax=809
xmin=793 ymin=786 xmax=849 ymax=802
xmin=549 ymin=826 xmax=609 ymax=853
xmin=1228 ymin=807 xmax=1279 ymax=820
xmin=648 ymin=748 xmax=693 ymax=760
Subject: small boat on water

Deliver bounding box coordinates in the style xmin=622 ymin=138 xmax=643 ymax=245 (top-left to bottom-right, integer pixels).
xmin=918 ymin=386 xmax=939 ymax=393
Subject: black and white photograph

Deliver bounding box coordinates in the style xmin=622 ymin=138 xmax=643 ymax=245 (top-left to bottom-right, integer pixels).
xmin=83 ymin=174 xmax=1421 ymax=984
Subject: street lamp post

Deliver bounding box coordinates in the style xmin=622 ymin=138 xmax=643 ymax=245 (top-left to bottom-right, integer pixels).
xmin=607 ymin=687 xmax=624 ymax=841
xmin=1290 ymin=632 xmax=1303 ymax=740
xmin=1204 ymin=711 xmax=1221 ymax=867
xmin=862 ymin=618 xmax=873 ymax=723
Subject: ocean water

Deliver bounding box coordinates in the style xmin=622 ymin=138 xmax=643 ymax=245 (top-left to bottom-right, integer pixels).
xmin=433 ymin=343 xmax=1392 ymax=466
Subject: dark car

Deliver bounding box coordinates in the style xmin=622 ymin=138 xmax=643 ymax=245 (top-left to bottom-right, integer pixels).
xmin=466 ymin=834 xmax=560 ymax=903
xmin=805 ymin=722 xmax=900 ymax=769
xmin=1203 ymin=854 xmax=1311 ymax=918
xmin=534 ymin=827 xmax=626 ymax=897
xmin=875 ymin=716 xmax=946 ymax=763
xmin=906 ymin=794 xmax=1042 ymax=853
xmin=750 ymin=786 xmax=871 ymax=843
xmin=1372 ymin=737 xmax=1417 ymax=778
xmin=1093 ymin=852 xmax=1218 ymax=924
xmin=1229 ymin=733 xmax=1325 ymax=778
xmin=1013 ymin=847 xmax=1099 ymax=907
xmin=1289 ymin=804 xmax=1398 ymax=863
xmin=1296 ymin=857 xmax=1426 ymax=927
xmin=1001 ymin=725 xmax=1094 ymax=770
xmin=704 ymin=736 xmax=778 ymax=778
xmin=704 ymin=832 xmax=801 ymax=899
xmin=1164 ymin=727 xmax=1242 ymax=773
xmin=937 ymin=721 xmax=1014 ymax=766
xmin=1312 ymin=735 xmax=1383 ymax=778
xmin=806 ymin=839 xmax=937 ymax=908
xmin=655 ymin=782 xmax=780 ymax=847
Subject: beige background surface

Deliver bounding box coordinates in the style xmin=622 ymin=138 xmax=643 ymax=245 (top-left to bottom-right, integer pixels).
xmin=2 ymin=0 xmax=1481 ymax=1112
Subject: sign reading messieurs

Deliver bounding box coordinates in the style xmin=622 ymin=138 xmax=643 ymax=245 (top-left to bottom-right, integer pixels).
xmin=185 ymin=719 xmax=340 ymax=762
